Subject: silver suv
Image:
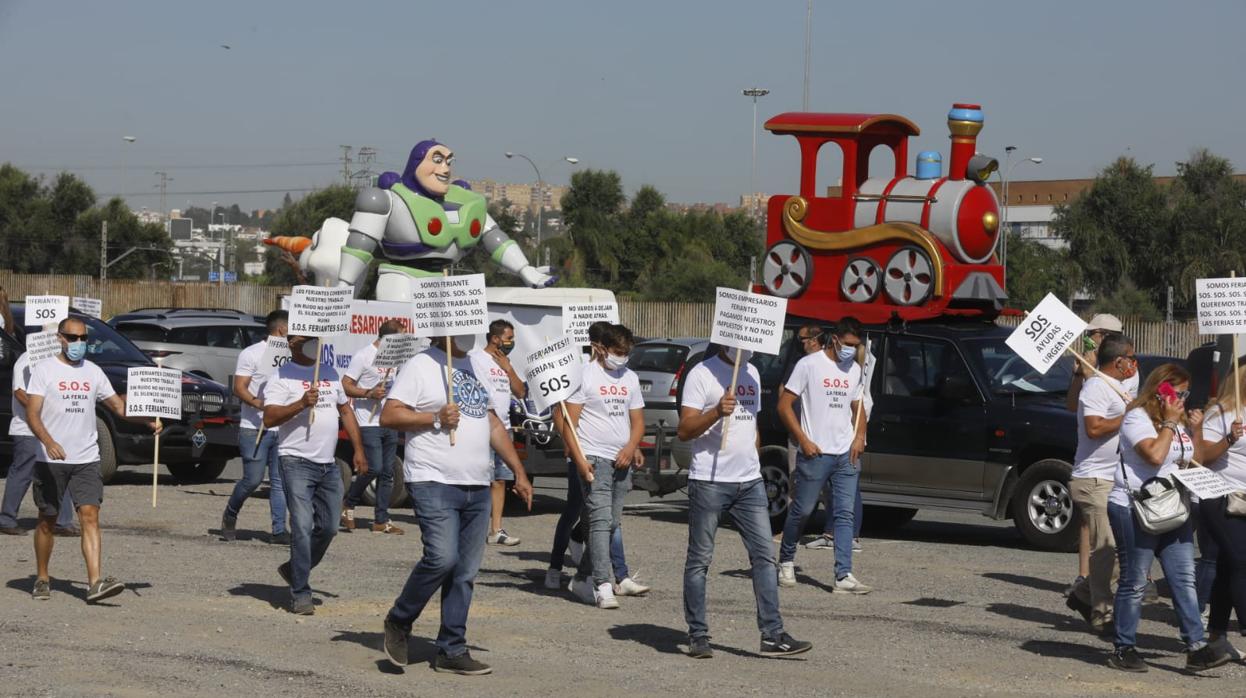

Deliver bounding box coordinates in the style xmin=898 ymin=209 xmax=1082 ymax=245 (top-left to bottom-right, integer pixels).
xmin=109 ymin=308 xmax=266 ymax=384
xmin=631 ymin=338 xmax=710 ymax=432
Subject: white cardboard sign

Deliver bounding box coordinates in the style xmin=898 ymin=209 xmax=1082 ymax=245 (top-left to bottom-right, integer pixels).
xmin=25 ymin=295 xmax=69 ymax=327
xmin=709 ymin=287 xmax=788 ymax=355
xmin=410 ymin=274 xmax=489 ymax=337
xmin=1195 ymin=277 xmax=1246 ymax=334
xmin=125 ymin=367 xmax=183 ymax=420
xmin=72 ymin=297 xmax=103 ymax=319
xmin=1173 ymin=467 xmax=1240 ymax=499
xmin=374 ymin=333 xmax=421 ymax=370
xmin=562 ymin=302 xmax=619 ymax=346
xmin=25 ymin=330 xmax=62 ymax=363
xmin=288 ymin=285 xmax=355 ymax=337
xmin=1004 ymin=293 xmax=1088 ymax=375
xmin=255 ymin=336 xmax=291 ymax=378
xmin=523 ymin=336 xmax=584 ymax=411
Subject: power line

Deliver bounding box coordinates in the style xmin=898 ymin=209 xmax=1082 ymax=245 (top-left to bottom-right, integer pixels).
xmin=97 ymin=186 xmax=322 ymax=198
xmin=14 ymin=161 xmax=340 ymax=171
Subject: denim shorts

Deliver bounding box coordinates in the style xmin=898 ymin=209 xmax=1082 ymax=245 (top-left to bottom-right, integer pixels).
xmin=492 ymin=453 xmax=514 ymax=482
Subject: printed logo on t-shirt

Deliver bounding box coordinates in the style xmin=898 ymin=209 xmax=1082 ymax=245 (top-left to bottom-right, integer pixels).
xmin=452 ymin=369 xmax=491 ymax=419
xmin=300 ymin=379 xmax=336 ymax=409
xmin=57 ymin=380 xmax=93 ymax=415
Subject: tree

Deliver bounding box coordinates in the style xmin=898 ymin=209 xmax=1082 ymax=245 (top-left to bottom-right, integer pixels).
xmin=1168 ymin=149 xmax=1246 ymax=305
xmin=264 ymin=185 xmax=357 ymax=285
xmin=1004 ymin=233 xmax=1082 ymax=310
xmin=1091 ymin=277 xmax=1162 ymax=321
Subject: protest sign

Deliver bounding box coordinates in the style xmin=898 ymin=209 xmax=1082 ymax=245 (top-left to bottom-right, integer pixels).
xmin=288 ymin=285 xmax=355 ymax=337
xmin=562 ymin=302 xmax=619 ymax=346
xmin=410 ymin=273 xmax=489 ymax=337
xmin=25 ymin=330 xmax=62 ymax=363
xmin=256 ymin=336 xmax=291 ymax=378
xmin=72 ymin=297 xmax=103 ymax=319
xmin=126 ymin=366 xmax=182 ymax=507
xmin=523 ymin=336 xmax=584 ymax=412
xmin=709 ymin=288 xmax=788 ymax=355
xmin=1195 ymin=276 xmax=1246 ymax=335
xmin=1004 ymin=293 xmax=1088 ymax=376
xmin=25 ymin=295 xmax=69 ymax=327
xmin=1173 ymin=467 xmax=1240 ymax=500
xmin=374 ymin=333 xmax=421 ymax=370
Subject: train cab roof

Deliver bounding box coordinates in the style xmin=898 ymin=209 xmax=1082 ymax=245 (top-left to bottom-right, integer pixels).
xmin=764 ymin=113 xmax=920 ymax=138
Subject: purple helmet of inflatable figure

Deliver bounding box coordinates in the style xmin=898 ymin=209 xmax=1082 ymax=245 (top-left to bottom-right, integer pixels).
xmin=378 ymin=139 xmax=450 ymax=198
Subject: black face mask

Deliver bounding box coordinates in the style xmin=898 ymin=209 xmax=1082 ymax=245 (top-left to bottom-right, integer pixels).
xmin=499 ymin=342 xmax=515 ymax=356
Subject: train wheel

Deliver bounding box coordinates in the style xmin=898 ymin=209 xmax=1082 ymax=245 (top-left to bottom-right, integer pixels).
xmin=883 ymin=246 xmax=934 ymax=305
xmin=762 ymin=241 xmax=812 ymax=298
xmin=840 ymin=257 xmax=881 ymax=302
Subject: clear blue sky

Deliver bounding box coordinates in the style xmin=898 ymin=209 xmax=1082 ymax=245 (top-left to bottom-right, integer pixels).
xmin=2 ymin=0 xmax=1243 ymax=214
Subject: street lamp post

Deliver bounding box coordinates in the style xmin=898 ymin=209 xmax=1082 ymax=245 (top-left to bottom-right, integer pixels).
xmin=505 ymin=152 xmax=545 ymax=246
xmin=999 ymin=147 xmax=1043 ymax=287
xmin=742 ymin=88 xmax=770 ymax=221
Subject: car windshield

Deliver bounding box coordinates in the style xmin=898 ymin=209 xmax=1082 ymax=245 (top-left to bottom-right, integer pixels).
xmin=962 ymin=336 xmax=1073 ymax=395
xmin=629 ymin=343 xmax=690 ymax=374
xmin=19 ymin=312 xmax=153 ymax=365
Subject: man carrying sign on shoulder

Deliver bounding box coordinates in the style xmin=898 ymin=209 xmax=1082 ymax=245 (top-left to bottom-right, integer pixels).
xmin=341 ymin=320 xmax=406 ymax=535
xmin=678 ymin=343 xmax=813 ymax=659
xmin=470 ymin=319 xmax=526 ymax=547
xmin=26 ymin=317 xmax=162 ymax=602
xmin=222 ymin=309 xmax=290 ymax=544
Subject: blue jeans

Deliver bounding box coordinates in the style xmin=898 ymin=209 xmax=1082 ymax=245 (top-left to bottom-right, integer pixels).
xmin=1 ymin=435 xmax=74 ymax=529
xmin=278 ymin=456 xmax=342 ymax=602
xmin=387 ymin=481 xmax=490 ymax=658
xmin=684 ymin=478 xmax=783 ymax=640
xmin=550 ymin=459 xmax=629 ymax=579
xmin=821 ymin=478 xmax=863 ymax=537
xmin=344 ymin=427 xmax=398 ymax=524
xmin=226 ymin=428 xmax=287 ymax=535
xmin=780 ymin=452 xmax=858 ymax=578
xmin=1108 ymin=503 xmax=1205 ymax=651
xmin=575 ymin=455 xmax=632 ymax=586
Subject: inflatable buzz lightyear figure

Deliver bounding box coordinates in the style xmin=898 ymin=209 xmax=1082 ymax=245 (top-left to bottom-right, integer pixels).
xmin=299 ymin=139 xmax=556 ymax=301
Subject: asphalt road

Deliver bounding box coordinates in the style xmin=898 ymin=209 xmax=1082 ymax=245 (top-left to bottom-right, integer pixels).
xmin=2 ymin=458 xmax=1243 ymax=697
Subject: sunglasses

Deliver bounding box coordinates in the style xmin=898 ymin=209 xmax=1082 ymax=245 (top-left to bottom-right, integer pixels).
xmin=799 ymin=334 xmax=820 ymax=342
xmin=59 ymin=332 xmax=88 ymax=342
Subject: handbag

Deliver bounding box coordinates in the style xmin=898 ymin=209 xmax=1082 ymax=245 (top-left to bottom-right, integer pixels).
xmin=1227 ymin=491 xmax=1246 ymax=517
xmin=1120 ymin=446 xmax=1189 ymax=535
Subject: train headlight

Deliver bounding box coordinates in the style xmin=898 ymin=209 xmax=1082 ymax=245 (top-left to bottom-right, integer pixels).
xmin=966 ymin=154 xmax=999 ymax=184
xmin=982 ymin=211 xmax=999 ymax=235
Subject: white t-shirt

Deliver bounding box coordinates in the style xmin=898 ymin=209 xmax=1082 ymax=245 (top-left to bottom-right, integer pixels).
xmin=264 ymin=361 xmax=348 ymax=463
xmin=783 ymin=350 xmax=864 ymax=455
xmin=1073 ymin=375 xmax=1131 ymax=479
xmin=567 ymin=360 xmax=644 ymax=460
xmin=345 ymin=342 xmax=392 ymax=428
xmin=388 ymin=348 xmax=495 ymax=486
xmin=469 ymin=349 xmax=515 ymax=422
xmin=1111 ymin=407 xmax=1194 ymax=507
xmin=9 ymin=353 xmax=34 ymax=438
xmin=26 ymin=358 xmax=117 ymax=463
xmin=1200 ymin=406 xmax=1246 ymax=491
xmin=681 ymin=355 xmax=761 ymax=482
xmin=235 ymin=340 xmax=271 ymax=431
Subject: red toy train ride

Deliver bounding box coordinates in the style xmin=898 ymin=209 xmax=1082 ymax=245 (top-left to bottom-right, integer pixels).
xmin=759 ymin=103 xmax=1004 ymax=324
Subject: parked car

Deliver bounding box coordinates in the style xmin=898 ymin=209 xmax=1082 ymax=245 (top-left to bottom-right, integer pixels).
xmin=109 ymin=308 xmax=266 ymax=384
xmin=2 ymin=304 xmax=239 ymax=484
xmin=630 ymin=338 xmax=709 ymax=431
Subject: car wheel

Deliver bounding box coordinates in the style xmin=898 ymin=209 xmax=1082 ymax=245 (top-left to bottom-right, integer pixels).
xmin=1010 ymin=458 xmax=1079 ymax=552
xmin=166 ymin=459 xmax=229 ymax=485
xmin=96 ymin=418 xmax=118 ymax=484
xmin=759 ymin=446 xmax=792 ymax=532
xmin=861 ymin=505 xmax=918 ymax=533
xmin=360 ymin=455 xmax=408 ymax=508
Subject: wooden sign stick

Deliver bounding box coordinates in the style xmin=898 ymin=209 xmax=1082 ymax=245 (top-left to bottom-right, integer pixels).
xmin=309 ymin=337 xmax=322 ymax=425
xmin=1234 ymin=271 xmax=1242 ymax=422
xmin=443 ymin=269 xmax=457 ymax=446
xmin=719 ymin=347 xmax=744 ymax=449
xmin=152 ymin=417 xmax=161 ymax=508
xmin=1065 ymin=346 xmax=1133 ymax=404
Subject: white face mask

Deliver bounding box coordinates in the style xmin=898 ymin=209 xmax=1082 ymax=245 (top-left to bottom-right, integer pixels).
xmin=723 ymin=349 xmax=752 ymax=364
xmin=605 ymin=353 xmax=629 ymax=370
xmin=300 ymin=340 xmax=319 ymax=361
xmin=834 ymin=341 xmax=856 ymax=362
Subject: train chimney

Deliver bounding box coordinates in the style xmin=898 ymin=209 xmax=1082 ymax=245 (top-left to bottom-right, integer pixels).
xmin=947 ymin=103 xmax=984 ymax=181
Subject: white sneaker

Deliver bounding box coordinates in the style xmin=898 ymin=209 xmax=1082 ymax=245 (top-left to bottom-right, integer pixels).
xmin=488 ymin=529 xmax=520 ymax=546
xmin=804 ymin=535 xmax=833 ymax=550
xmin=595 ymin=582 xmax=620 ymax=609
xmin=778 ymin=561 xmax=797 ymax=587
xmin=852 ymin=538 xmax=863 ymax=552
xmin=544 ymin=568 xmax=562 ymax=590
xmin=833 ymin=573 xmax=872 ymax=594
xmin=569 ymin=576 xmax=596 ymax=605
xmin=567 ymin=540 xmax=584 ymax=566
xmin=614 ymin=577 xmax=650 ymax=596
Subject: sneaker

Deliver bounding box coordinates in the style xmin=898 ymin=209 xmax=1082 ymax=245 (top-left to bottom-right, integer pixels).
xmin=569 ymin=576 xmax=597 ymax=605
xmin=86 ymin=577 xmax=125 ymax=603
xmin=688 ymin=636 xmax=713 ymax=659
xmin=1108 ymin=646 xmax=1148 ymax=672
xmin=1186 ymin=643 xmax=1231 ymax=671
xmin=488 ymin=529 xmax=520 ymax=546
xmin=52 ymin=525 xmax=81 ymax=537
xmin=1144 ymin=579 xmax=1159 ymax=602
xmin=277 ymin=562 xmax=292 ymax=586
xmin=290 ymin=596 xmax=314 ymax=616
xmin=221 ymin=513 xmax=237 ymax=541
xmin=615 ymin=576 xmax=650 ymax=597
xmin=567 ymin=540 xmax=584 ymax=566
xmin=1063 ymin=574 xmax=1086 ymax=598
xmin=434 ymin=651 xmax=492 ymax=676
xmin=852 ymin=538 xmax=863 ymax=552
xmin=269 ymin=532 xmax=291 ymax=545
xmin=760 ymin=632 xmax=813 ymax=657
xmin=805 ymin=534 xmax=833 ymax=550
xmin=833 ymin=573 xmax=872 ymax=594
xmin=32 ymin=578 xmax=50 ymax=600
xmin=372 ymin=522 xmax=405 ymax=535
xmin=1065 ymin=593 xmax=1093 ymax=625
xmin=544 ymin=568 xmax=562 ymax=590
xmin=778 ymin=562 xmax=797 ymax=588
xmin=340 ymin=509 xmax=355 ymax=532
xmin=0 ymin=526 xmax=27 ymax=536
xmin=383 ymin=618 xmax=409 ymax=667
xmin=594 ymin=582 xmax=620 ymax=609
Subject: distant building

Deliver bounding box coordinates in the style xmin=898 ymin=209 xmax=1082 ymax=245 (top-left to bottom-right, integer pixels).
xmin=466 ymin=178 xmax=568 ymax=216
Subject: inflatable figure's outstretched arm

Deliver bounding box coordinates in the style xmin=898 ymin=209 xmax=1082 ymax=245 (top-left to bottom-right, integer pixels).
xmin=481 ymin=215 xmax=557 ymax=288
xmin=338 ymin=187 xmax=390 ymax=294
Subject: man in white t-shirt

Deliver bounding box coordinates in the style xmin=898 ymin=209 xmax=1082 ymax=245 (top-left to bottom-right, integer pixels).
xmin=470 ymin=319 xmax=526 ymax=547
xmin=222 ymin=309 xmax=289 ymax=543
xmin=379 ymin=336 xmax=533 ymax=676
xmin=1067 ymin=334 xmax=1137 ymax=634
xmin=775 ymin=316 xmax=871 ymax=594
xmin=678 ymin=344 xmax=813 ymax=659
xmin=0 ymin=352 xmax=76 ymax=536
xmin=263 ymin=333 xmax=367 ymax=616
xmin=341 ymin=320 xmax=405 ymax=535
xmin=25 ymin=317 xmax=162 ymax=603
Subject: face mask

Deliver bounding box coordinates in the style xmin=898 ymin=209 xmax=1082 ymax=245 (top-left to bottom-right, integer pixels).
xmin=500 ymin=342 xmax=515 ymax=356
xmin=835 ymin=342 xmax=856 ymax=362
xmin=299 ymin=341 xmax=319 ymax=361
xmin=66 ymin=341 xmax=87 ymax=362
xmin=724 ymin=349 xmax=753 ymax=364
xmin=605 ymin=353 xmax=629 ymax=370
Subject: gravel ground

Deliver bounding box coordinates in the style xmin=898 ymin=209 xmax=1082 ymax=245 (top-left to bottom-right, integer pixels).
xmin=1 ymin=459 xmax=1243 ymax=697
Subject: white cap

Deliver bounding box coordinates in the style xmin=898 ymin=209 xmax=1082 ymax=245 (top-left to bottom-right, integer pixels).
xmin=1087 ymin=313 xmax=1123 ymax=333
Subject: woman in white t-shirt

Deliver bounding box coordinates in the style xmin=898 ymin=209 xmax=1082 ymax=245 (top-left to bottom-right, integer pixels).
xmin=1195 ymin=364 xmax=1246 ymax=649
xmin=1107 ymin=364 xmax=1229 ymax=673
